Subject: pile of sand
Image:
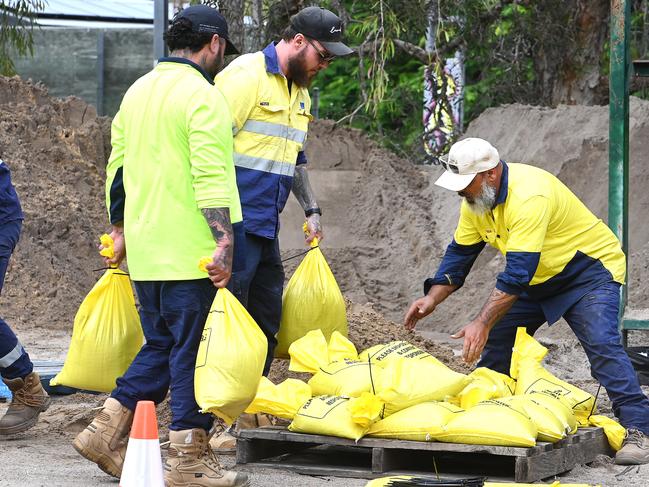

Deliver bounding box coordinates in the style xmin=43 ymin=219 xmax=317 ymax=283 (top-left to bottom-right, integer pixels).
xmin=0 ymin=76 xmax=110 ymax=335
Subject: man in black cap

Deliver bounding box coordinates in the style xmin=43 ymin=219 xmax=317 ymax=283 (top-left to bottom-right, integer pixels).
xmin=73 ymin=5 xmax=249 ymax=486
xmin=212 ymin=6 xmax=353 ymax=450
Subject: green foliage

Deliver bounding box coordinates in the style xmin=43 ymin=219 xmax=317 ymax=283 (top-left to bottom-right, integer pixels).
xmin=0 ymin=0 xmax=44 ymax=76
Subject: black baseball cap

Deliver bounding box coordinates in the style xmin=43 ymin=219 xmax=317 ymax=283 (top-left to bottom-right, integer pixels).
xmin=290 ymin=7 xmax=353 ymax=57
xmin=173 ymin=5 xmax=239 ymax=55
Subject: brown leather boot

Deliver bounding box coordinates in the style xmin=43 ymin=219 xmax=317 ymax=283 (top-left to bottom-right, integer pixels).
xmin=165 ymin=428 xmax=250 ymax=486
xmin=210 ymin=413 xmax=274 ymax=454
xmin=72 ymin=397 xmax=133 ymax=478
xmin=0 ymin=371 xmax=51 ymax=435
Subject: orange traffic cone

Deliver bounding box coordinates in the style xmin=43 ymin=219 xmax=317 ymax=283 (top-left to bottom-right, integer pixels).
xmin=119 ymin=400 xmax=164 ymax=487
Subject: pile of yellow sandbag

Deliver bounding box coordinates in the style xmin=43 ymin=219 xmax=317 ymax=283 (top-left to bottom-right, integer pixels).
xmin=242 ymin=327 xmax=624 ymax=450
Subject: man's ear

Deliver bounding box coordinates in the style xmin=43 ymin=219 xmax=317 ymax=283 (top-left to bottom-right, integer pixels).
xmin=210 ymin=34 xmax=221 ymax=53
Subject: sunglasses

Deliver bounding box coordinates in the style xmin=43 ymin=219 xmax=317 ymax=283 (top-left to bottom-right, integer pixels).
xmin=305 ymin=37 xmax=336 ymax=63
xmin=438 ymin=154 xmax=460 ymax=174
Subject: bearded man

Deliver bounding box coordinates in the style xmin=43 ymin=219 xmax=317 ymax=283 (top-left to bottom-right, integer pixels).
xmin=404 ymin=137 xmax=649 ymax=465
xmin=214 ymin=6 xmax=352 ymax=376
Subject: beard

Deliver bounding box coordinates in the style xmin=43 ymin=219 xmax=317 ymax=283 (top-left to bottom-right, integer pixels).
xmin=465 ymin=179 xmax=497 ymax=215
xmin=287 ymin=49 xmax=313 ymax=87
xmin=206 ymin=51 xmax=225 ymax=78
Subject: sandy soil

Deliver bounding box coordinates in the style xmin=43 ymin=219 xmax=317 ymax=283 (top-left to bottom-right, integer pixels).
xmin=1 ymin=76 xmax=648 ymax=485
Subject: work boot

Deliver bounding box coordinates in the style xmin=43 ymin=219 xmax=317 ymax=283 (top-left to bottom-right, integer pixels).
xmin=72 ymin=397 xmax=133 ymax=478
xmin=209 ymin=413 xmax=274 ymax=454
xmin=0 ymin=371 xmax=51 ymax=435
xmin=615 ymin=428 xmax=649 ymax=464
xmin=165 ymin=428 xmax=250 ymax=486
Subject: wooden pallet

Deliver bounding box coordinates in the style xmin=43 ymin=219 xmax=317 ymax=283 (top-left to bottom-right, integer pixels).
xmin=236 ymin=426 xmax=611 ymax=483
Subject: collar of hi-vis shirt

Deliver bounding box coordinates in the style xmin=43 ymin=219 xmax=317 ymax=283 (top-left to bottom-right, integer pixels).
xmin=494 ymin=160 xmax=509 ymax=207
xmin=262 ymin=42 xmax=283 ymax=75
xmin=158 ymin=57 xmax=214 ymax=85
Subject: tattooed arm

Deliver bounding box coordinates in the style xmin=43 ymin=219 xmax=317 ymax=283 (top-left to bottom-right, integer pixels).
xmin=292 ymin=165 xmax=322 ymax=244
xmin=452 ymin=288 xmax=518 ymax=364
xmin=201 ymin=207 xmax=233 ymax=288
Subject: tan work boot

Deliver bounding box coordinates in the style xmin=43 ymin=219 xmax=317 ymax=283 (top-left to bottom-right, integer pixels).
xmin=615 ymin=428 xmax=649 ymax=464
xmin=165 ymin=428 xmax=250 ymax=486
xmin=209 ymin=413 xmax=273 ymax=454
xmin=0 ymin=371 xmax=51 ymax=435
xmin=72 ymin=397 xmax=133 ymax=478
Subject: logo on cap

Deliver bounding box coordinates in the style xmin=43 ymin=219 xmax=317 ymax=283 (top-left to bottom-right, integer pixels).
xmin=330 ymin=26 xmax=342 ymax=33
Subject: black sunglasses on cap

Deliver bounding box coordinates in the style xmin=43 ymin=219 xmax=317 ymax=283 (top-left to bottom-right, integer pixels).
xmin=438 ymin=154 xmax=460 ymax=174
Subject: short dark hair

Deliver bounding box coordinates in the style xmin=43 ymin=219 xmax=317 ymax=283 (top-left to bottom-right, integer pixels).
xmin=164 ymin=17 xmax=214 ymax=53
xmin=281 ymin=25 xmax=299 ymax=42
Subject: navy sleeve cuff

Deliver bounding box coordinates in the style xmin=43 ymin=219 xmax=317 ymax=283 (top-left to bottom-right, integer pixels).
xmin=423 ymin=239 xmax=485 ymax=295
xmin=109 ymin=166 xmax=126 ymax=224
xmin=296 ymin=150 xmax=308 ymax=165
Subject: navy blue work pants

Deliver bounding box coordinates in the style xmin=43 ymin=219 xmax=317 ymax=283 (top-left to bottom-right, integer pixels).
xmin=227 ymin=233 xmax=283 ymax=376
xmin=478 ymin=281 xmax=649 ymax=434
xmin=0 ymin=220 xmax=32 ymax=380
xmin=111 ymin=279 xmax=216 ymax=432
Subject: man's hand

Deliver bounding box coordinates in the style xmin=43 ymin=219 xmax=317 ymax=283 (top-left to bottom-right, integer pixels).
xmin=305 ymin=213 xmax=323 ymax=245
xmin=451 ymin=319 xmax=490 ymax=365
xmin=404 ymin=295 xmax=437 ymax=331
xmin=101 ymin=225 xmax=125 ymax=267
xmin=205 ymin=244 xmax=232 ymax=288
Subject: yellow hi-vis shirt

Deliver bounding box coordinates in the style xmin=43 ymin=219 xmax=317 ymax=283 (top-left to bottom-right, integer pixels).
xmin=427 ymin=162 xmax=625 ymax=324
xmin=105 ymin=58 xmax=243 ymax=281
xmin=214 ymin=43 xmax=312 ymax=239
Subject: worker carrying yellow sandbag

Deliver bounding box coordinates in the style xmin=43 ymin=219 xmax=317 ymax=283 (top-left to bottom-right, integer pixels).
xmin=51 ymin=235 xmax=143 ymax=393
xmin=195 ymin=287 xmax=267 ymax=425
xmin=275 ymin=233 xmax=348 ymax=358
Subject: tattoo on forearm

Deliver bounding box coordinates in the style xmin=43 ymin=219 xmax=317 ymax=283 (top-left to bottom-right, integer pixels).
xmin=476 ymin=288 xmax=518 ymax=329
xmin=201 ymin=208 xmax=233 ymax=268
xmin=292 ymin=166 xmax=318 ymax=210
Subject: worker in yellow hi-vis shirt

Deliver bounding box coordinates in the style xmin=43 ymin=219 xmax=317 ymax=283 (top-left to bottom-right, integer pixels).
xmin=73 ymin=5 xmax=248 ymax=487
xmin=404 ymin=138 xmax=649 ymax=465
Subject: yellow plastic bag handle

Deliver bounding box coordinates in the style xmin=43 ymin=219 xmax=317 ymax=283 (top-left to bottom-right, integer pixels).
xmin=198 ymin=256 xmax=212 ymax=273
xmin=99 ymin=234 xmax=115 ymax=259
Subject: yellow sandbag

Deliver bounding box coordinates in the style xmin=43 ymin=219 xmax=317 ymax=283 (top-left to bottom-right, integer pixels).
xmin=367 ymin=401 xmax=463 ymax=441
xmin=328 ymin=330 xmax=358 ymax=362
xmin=458 ymin=367 xmax=516 ymax=409
xmin=436 ymin=399 xmax=537 ymax=447
xmin=195 ymin=288 xmax=267 ymax=425
xmin=376 ymin=359 xmax=469 ymax=416
xmin=359 ymin=340 xmax=446 ymax=369
xmin=512 ymin=328 xmax=596 ymax=424
xmin=365 ymin=477 xmax=413 ymax=487
xmin=244 ymin=377 xmax=312 ymax=420
xmin=50 ymin=267 xmax=143 ymax=392
xmin=288 ymin=329 xmax=330 ymax=373
xmin=589 ymin=414 xmax=626 ymax=451
xmin=528 ymin=391 xmax=578 ymax=435
xmin=276 ymin=237 xmax=348 ymax=358
xmin=500 ymin=395 xmax=569 ymax=443
xmin=510 ymin=327 xmax=548 ymax=379
xmin=288 ymin=395 xmax=371 ymax=440
xmin=308 ymin=359 xmax=383 ymax=397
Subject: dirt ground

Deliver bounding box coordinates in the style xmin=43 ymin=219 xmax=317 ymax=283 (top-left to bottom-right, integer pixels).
xmin=1 ymin=76 xmax=649 ymax=486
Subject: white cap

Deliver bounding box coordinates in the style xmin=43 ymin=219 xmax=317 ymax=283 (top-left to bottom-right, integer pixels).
xmin=435 ymin=138 xmax=500 ymax=191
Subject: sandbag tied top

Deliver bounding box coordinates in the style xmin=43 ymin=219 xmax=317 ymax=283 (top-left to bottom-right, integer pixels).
xmin=275 ymin=241 xmax=348 ymax=358
xmin=288 ymin=395 xmax=376 ymax=441
xmin=458 ymin=367 xmax=517 ymax=409
xmin=288 ymin=329 xmax=358 ymax=374
xmin=244 ymin=377 xmax=312 ymax=420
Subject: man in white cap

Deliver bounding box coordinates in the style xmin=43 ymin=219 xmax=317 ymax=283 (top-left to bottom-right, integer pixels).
xmin=404 ymin=137 xmax=649 ymax=464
